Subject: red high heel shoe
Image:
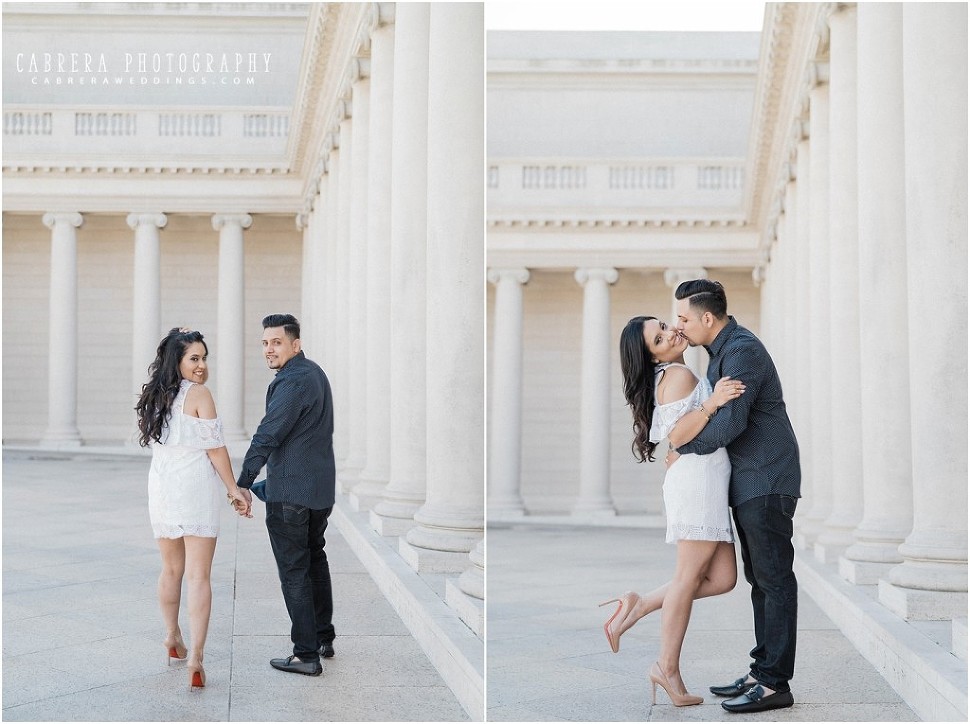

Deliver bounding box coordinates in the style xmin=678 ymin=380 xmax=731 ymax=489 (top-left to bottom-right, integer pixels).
xmin=164 ymin=634 xmax=188 ymax=666
xmin=187 ymin=660 xmax=205 ymax=690
xmin=598 ymin=592 xmax=638 ymax=653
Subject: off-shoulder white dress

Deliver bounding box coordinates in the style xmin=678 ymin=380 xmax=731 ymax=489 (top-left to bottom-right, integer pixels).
xmin=649 ymin=363 xmax=734 ymax=544
xmin=148 ymin=379 xmax=226 ymax=539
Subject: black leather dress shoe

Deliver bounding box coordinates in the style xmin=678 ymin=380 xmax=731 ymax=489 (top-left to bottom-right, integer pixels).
xmin=270 ymin=655 xmax=322 ymax=676
xmin=722 ymin=685 xmax=794 ymax=713
xmin=710 ymin=676 xmax=756 ymax=697
xmin=319 ymin=642 xmax=335 ymax=659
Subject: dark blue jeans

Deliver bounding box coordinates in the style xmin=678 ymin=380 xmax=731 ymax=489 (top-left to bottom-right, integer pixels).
xmin=732 ymin=494 xmax=798 ymax=692
xmin=265 ymin=502 xmax=335 ymax=663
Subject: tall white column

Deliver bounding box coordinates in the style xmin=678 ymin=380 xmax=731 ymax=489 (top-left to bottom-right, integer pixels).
xmin=212 ymin=213 xmax=251 ymax=442
xmin=815 ymin=6 xmax=863 ymax=563
xmin=41 ymin=212 xmax=83 ymax=447
xmin=881 ymin=3 xmax=968 ymax=619
xmin=342 ymin=68 xmax=371 ymax=486
xmin=793 ymin=137 xmax=812 ymax=517
xmin=354 ymin=11 xmax=396 ymax=511
xmin=797 ymin=78 xmax=831 ymax=550
xmin=403 ymin=2 xmax=484 ymax=572
xmin=127 ymin=212 xmax=166 ymax=444
xmin=840 ymin=2 xmax=911 ymax=585
xmin=572 ymin=267 xmax=619 ymax=516
xmin=663 ymin=268 xmax=708 ymax=379
xmin=335 ymin=116 xmax=353 ymax=470
xmin=372 ymin=1 xmax=430 ymax=536
xmin=487 ymin=268 xmax=530 ymax=518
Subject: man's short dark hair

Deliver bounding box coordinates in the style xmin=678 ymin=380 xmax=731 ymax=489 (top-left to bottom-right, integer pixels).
xmin=262 ymin=313 xmax=301 ymax=340
xmin=674 ymin=279 xmax=728 ymax=320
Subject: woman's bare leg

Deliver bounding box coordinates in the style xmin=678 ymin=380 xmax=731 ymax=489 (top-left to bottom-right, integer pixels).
xmin=157 ymin=537 xmax=186 ymax=645
xmin=183 ymin=536 xmax=217 ymax=666
xmin=617 ymin=541 xmax=736 ymax=635
xmin=657 ymin=540 xmax=722 ymax=692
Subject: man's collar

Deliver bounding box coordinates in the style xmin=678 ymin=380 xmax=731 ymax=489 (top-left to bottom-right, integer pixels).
xmin=705 ymin=316 xmax=737 ymax=356
xmin=276 ymin=350 xmax=306 ymax=373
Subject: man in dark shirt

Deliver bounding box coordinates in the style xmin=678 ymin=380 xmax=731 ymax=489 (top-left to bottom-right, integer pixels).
xmin=237 ymin=313 xmax=336 ymax=677
xmin=672 ymin=280 xmax=800 ymax=713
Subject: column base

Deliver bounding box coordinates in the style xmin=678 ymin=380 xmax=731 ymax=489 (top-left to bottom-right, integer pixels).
xmin=838 ymin=556 xmax=894 ymax=585
xmin=369 ymin=509 xmax=416 ymax=537
xmin=793 ymin=518 xmax=824 ymax=550
xmin=814 ymin=527 xmax=856 ymax=564
xmin=399 ymin=538 xmax=473 ymax=574
xmin=446 ymin=578 xmax=483 ymax=637
xmin=336 ymin=466 xmax=362 ymax=495
xmin=487 ymin=507 xmax=526 ymax=523
xmin=349 ymin=478 xmax=387 ymax=512
xmin=488 ymin=497 xmax=526 ymax=518
xmin=40 ymin=430 xmax=82 ymax=448
xmin=953 ymin=618 xmax=967 ymax=660
xmin=878 ymin=580 xmax=969 ymax=621
xmin=571 ymin=501 xmax=616 ymax=518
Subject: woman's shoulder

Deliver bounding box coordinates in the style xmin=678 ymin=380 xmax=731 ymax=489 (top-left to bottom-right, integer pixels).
xmin=656 ymin=364 xmax=699 ymax=404
xmin=182 ymin=381 xmax=217 ymax=418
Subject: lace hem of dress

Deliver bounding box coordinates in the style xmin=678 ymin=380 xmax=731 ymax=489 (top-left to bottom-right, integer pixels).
xmin=153 ymin=524 xmax=218 ymax=539
xmin=667 ymin=522 xmax=734 ymax=543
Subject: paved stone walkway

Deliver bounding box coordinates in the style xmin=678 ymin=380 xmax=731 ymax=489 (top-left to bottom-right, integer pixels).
xmin=487 ymin=522 xmax=919 ymax=722
xmin=1 ymin=450 xmax=469 ymax=721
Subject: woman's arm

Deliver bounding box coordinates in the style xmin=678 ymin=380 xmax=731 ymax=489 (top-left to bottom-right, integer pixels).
xmin=185 ymin=384 xmax=252 ymax=517
xmin=667 ymin=375 xmax=745 ymax=448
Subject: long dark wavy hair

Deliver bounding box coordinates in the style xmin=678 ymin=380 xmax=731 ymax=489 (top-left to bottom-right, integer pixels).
xmin=619 ymin=315 xmax=659 ymax=463
xmin=134 ymin=328 xmax=208 ymax=447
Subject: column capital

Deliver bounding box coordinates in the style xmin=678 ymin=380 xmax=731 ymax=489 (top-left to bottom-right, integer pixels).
xmin=211 ymin=213 xmax=253 ymax=231
xmin=663 ymin=267 xmax=708 ymax=289
xmin=42 ymin=212 xmax=83 ymax=230
xmin=574 ymin=267 xmax=618 ymax=286
xmin=126 ymin=212 xmax=167 ymax=230
xmin=487 ymin=267 xmax=530 ymax=286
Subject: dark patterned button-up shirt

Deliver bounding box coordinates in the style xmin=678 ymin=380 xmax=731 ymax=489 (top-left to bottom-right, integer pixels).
xmin=237 ymin=351 xmax=335 ymax=509
xmin=676 ymin=317 xmax=801 ymax=507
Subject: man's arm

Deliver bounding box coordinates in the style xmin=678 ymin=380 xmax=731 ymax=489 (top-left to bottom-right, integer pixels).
xmin=675 ymin=344 xmax=766 ymax=455
xmin=236 ymin=375 xmax=306 ymax=488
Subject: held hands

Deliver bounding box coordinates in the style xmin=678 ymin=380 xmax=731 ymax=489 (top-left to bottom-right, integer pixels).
xmin=227 ymin=488 xmax=253 ymax=518
xmin=709 ymin=376 xmax=745 ymax=409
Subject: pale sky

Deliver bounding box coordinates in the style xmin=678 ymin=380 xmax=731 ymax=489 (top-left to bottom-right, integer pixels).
xmin=485 ymin=1 xmax=767 ymax=32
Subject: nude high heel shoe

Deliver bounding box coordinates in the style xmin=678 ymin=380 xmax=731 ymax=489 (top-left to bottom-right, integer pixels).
xmin=649 ymin=662 xmax=703 ymax=707
xmin=598 ymin=591 xmax=638 ymax=653
xmin=164 ymin=633 xmax=187 ymax=666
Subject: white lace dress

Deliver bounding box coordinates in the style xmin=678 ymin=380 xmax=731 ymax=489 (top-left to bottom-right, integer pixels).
xmin=650 ymin=363 xmax=734 ymax=544
xmin=148 ymin=379 xmax=226 ymax=539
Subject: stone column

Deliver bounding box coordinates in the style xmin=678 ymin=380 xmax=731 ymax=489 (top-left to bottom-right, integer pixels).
xmin=335 ymin=116 xmax=353 ymax=470
xmin=572 ymin=267 xmax=619 ymax=516
xmin=41 ymin=212 xmax=83 ymax=447
xmin=212 ymin=213 xmax=252 ymax=442
xmin=353 ymin=10 xmax=396 ymax=511
xmin=840 ymin=2 xmax=912 ymax=585
xmin=372 ymin=1 xmax=430 ymax=536
xmin=793 ymin=137 xmax=812 ymax=507
xmin=487 ymin=268 xmax=530 ymax=518
xmin=815 ymin=6 xmax=863 ymax=563
xmin=402 ymin=2 xmax=484 ymax=572
xmin=342 ymin=67 xmax=371 ymax=486
xmin=663 ymin=267 xmax=708 ymax=379
xmin=447 ymin=538 xmax=484 ymax=636
xmin=796 ymin=77 xmax=831 ymax=550
xmin=127 ymin=212 xmax=166 ymax=444
xmin=881 ymin=3 xmax=968 ymax=619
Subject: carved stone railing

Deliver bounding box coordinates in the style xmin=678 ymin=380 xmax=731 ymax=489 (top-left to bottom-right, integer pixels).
xmin=488 ymin=158 xmax=746 ymax=218
xmin=2 ymin=106 xmax=292 ymax=170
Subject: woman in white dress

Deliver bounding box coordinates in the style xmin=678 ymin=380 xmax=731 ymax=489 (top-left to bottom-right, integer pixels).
xmin=135 ymin=328 xmax=251 ymax=690
xmin=600 ymin=315 xmax=746 ymax=706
